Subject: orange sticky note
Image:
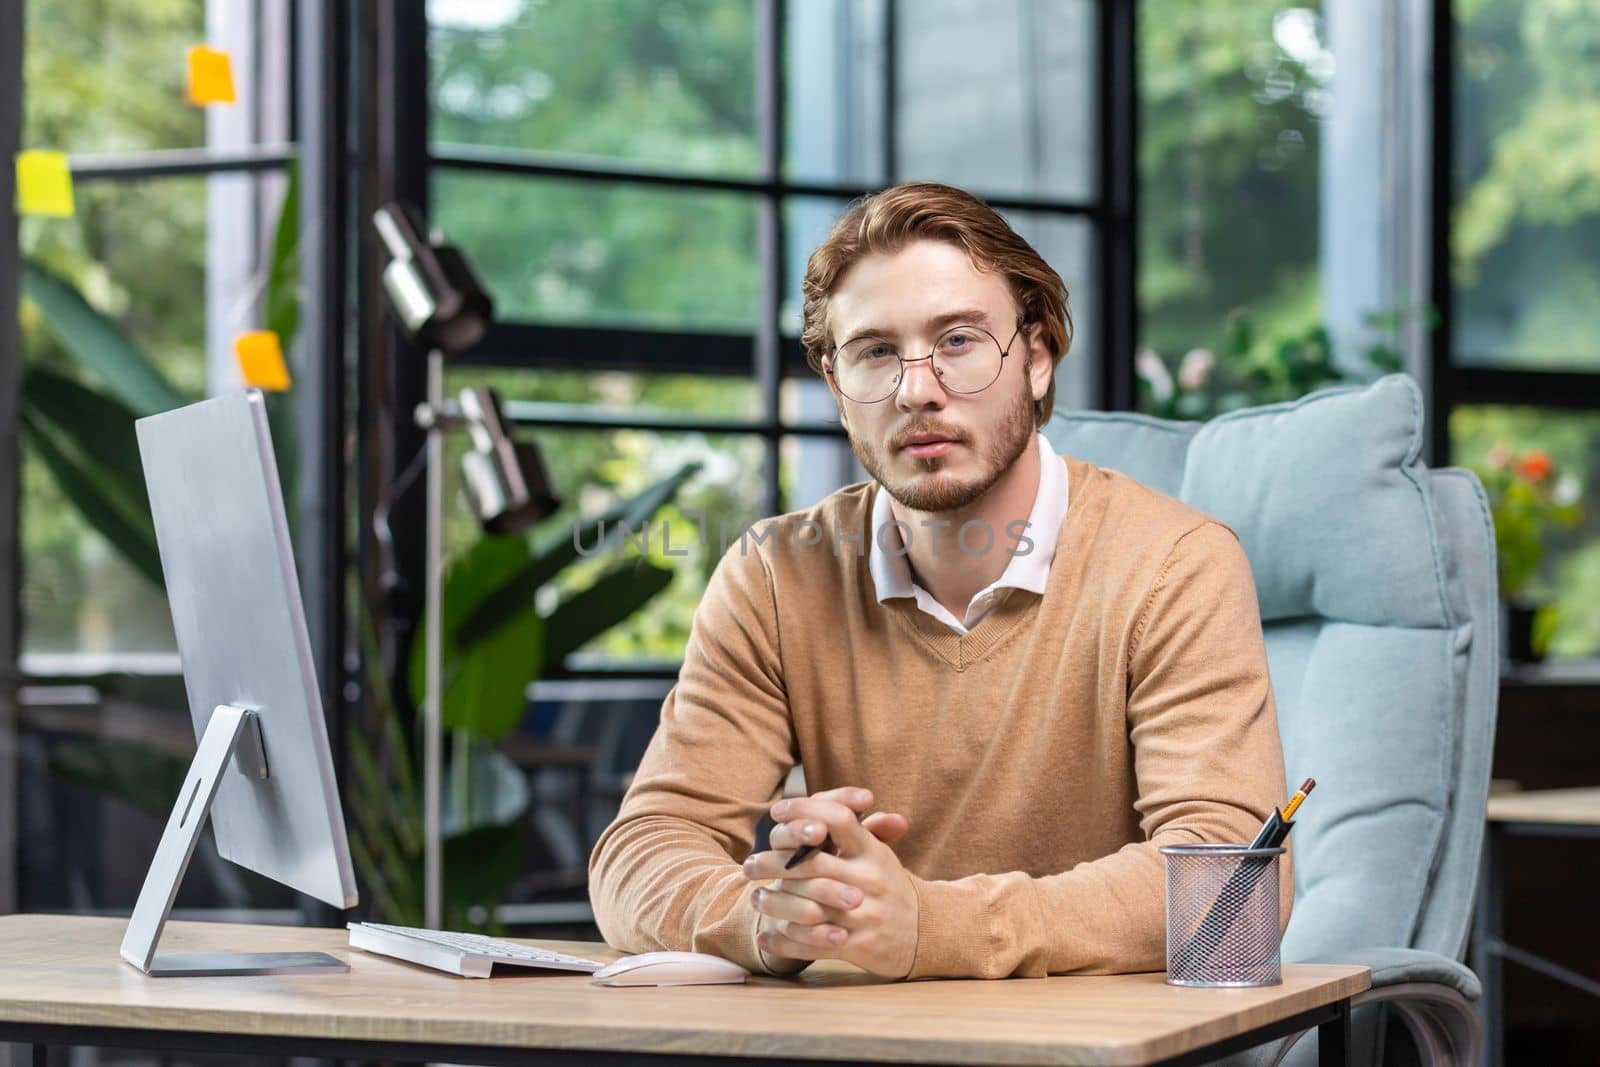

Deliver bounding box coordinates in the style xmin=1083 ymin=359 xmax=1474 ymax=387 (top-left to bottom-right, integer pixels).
xmin=186 ymin=45 xmax=236 ymax=105
xmin=235 ymin=331 xmax=291 ymax=391
xmin=15 ymin=150 xmax=75 ymax=217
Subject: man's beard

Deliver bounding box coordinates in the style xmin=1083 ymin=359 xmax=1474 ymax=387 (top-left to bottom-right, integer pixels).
xmin=848 ymin=369 xmax=1036 ymax=514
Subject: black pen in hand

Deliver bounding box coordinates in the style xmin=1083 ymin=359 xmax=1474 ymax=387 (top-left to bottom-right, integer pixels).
xmin=783 ymin=809 xmax=873 ymax=870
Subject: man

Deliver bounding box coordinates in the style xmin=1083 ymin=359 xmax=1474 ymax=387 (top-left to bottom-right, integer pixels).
xmin=589 ymin=181 xmax=1291 ymax=980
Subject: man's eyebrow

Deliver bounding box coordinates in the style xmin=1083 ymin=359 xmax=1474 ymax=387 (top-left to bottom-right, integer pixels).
xmin=842 ymin=308 xmax=993 ymax=342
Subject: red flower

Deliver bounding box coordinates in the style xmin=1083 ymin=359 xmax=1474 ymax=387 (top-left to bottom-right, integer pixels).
xmin=1515 ymin=450 xmax=1554 ymax=483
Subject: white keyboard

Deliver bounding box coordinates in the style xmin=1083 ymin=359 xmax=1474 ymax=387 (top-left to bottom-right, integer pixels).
xmin=347 ymin=921 xmax=605 ymax=978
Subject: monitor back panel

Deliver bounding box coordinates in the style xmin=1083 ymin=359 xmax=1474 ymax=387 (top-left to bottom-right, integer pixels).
xmin=136 ymin=390 xmax=356 ymax=908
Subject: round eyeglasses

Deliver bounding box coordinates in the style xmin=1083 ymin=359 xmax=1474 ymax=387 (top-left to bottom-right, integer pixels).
xmin=827 ymin=321 xmax=1026 ymax=404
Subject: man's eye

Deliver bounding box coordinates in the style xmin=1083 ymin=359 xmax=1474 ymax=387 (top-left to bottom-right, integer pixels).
xmin=860 ymin=344 xmax=894 ymax=360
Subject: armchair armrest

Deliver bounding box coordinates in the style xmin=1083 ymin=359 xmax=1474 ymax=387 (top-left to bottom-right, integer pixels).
xmin=1299 ymin=945 xmax=1480 ymax=1000
xmin=1291 ymin=947 xmax=1482 ymax=1066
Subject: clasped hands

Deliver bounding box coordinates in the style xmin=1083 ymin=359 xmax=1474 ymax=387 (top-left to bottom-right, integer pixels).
xmin=741 ymin=787 xmax=919 ymax=978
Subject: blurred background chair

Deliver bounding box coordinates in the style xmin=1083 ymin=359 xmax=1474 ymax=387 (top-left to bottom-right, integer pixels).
xmin=1044 ymin=372 xmax=1499 ymax=1066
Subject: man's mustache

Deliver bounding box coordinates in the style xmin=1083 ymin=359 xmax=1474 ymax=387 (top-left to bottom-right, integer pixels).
xmin=888 ymin=423 xmax=968 ymax=449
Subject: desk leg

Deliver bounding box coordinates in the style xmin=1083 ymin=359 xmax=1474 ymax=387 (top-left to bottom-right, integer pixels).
xmin=1473 ymin=823 xmax=1504 ymax=1067
xmin=1317 ymin=999 xmax=1350 ymax=1067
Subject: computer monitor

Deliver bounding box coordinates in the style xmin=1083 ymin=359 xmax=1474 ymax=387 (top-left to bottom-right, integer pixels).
xmin=122 ymin=389 xmax=358 ymax=976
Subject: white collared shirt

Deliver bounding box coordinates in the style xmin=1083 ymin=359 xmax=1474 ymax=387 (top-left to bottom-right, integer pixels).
xmin=867 ymin=432 xmax=1069 ymax=635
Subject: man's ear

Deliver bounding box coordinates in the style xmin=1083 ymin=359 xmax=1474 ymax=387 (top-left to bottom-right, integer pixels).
xmin=1024 ymin=323 xmax=1053 ymax=405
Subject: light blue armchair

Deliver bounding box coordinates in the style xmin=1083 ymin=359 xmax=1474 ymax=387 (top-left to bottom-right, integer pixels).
xmin=1044 ymin=373 xmax=1498 ymax=1065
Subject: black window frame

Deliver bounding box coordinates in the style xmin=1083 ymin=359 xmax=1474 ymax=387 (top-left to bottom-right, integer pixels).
xmin=396 ymin=0 xmax=1138 ymax=533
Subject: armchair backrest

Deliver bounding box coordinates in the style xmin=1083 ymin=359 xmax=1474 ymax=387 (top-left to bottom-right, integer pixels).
xmin=1043 ymin=374 xmax=1499 ymax=962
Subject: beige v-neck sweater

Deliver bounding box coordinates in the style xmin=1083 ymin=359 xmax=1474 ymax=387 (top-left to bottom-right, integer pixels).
xmin=589 ymin=454 xmax=1292 ymax=979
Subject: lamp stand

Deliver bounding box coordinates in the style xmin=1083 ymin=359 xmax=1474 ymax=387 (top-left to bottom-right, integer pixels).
xmin=424 ymin=347 xmax=444 ymax=929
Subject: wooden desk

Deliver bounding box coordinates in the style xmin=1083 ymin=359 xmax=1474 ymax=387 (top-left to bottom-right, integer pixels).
xmin=0 ymin=915 xmax=1368 ymax=1066
xmin=1475 ymin=786 xmax=1600 ymax=1067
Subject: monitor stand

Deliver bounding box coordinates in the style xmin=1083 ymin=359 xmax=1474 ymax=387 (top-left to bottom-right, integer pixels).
xmin=119 ymin=704 xmax=350 ymax=977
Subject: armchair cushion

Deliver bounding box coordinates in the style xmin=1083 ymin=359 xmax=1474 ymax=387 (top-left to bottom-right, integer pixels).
xmin=1180 ymin=376 xmax=1448 ymax=627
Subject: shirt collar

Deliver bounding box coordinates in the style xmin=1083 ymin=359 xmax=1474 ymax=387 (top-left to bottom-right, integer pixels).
xmin=868 ymin=432 xmax=1069 ymax=604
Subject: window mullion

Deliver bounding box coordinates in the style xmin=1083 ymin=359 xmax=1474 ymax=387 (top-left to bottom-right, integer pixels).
xmin=757 ymin=0 xmax=786 ymax=516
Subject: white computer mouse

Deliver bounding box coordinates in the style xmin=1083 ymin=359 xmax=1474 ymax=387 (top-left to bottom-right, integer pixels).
xmin=591 ymin=951 xmax=749 ymax=987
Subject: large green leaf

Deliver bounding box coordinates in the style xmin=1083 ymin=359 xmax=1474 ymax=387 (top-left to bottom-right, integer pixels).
xmin=540 ymin=561 xmax=675 ymax=675
xmin=20 ymin=257 xmax=188 ymax=417
xmin=23 ymin=366 xmax=152 ymax=503
xmin=20 ymin=370 xmax=163 ymax=586
xmin=409 ymin=535 xmax=544 ymax=740
xmin=456 ymin=460 xmax=701 ymax=647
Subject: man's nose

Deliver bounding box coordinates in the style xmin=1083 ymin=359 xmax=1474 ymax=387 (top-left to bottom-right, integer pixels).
xmin=895 ymin=356 xmax=947 ymax=410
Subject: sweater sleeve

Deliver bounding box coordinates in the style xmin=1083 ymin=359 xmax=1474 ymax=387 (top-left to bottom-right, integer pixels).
xmin=587 ymin=533 xmax=800 ymax=975
xmin=905 ymin=521 xmax=1293 ymax=979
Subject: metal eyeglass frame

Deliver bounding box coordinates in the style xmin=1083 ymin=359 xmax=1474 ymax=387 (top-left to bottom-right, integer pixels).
xmin=825 ymin=320 xmax=1029 ymax=404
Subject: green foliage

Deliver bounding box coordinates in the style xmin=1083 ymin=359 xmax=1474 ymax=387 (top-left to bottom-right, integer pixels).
xmin=1468 ymin=448 xmax=1583 ymax=603
xmin=17 ymin=256 xmax=203 ymax=591
xmin=349 ymin=594 xmax=530 ymax=929
xmin=1453 ymin=0 xmax=1600 ymax=363
xmin=1138 ymin=1 xmax=1329 ymax=359
xmin=1451 ymin=405 xmax=1599 ymax=657
xmin=1536 ymin=542 xmax=1600 ymax=659
xmin=22 ymin=0 xmax=204 ymax=156
xmin=408 ymin=462 xmax=699 ymax=742
xmin=540 ymin=561 xmax=676 ymax=671
xmin=455 ymin=459 xmax=701 ymax=647
xmin=20 ymin=259 xmax=189 ymax=416
xmin=17 ymin=367 xmax=164 ymax=587
xmin=408 ymin=535 xmax=546 ymax=741
xmin=430 ymin=1 xmax=759 ymax=330
xmin=1134 ymin=307 xmax=1404 ymax=421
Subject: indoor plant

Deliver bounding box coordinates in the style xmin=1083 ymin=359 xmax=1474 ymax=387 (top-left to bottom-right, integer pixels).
xmin=1475 ymin=445 xmax=1582 ymax=662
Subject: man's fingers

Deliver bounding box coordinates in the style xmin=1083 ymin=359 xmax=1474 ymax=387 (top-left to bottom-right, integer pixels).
xmin=769 ymin=788 xmax=871 ymax=825
xmin=768 ymin=819 xmax=826 ymax=851
xmin=862 ymin=812 xmax=909 ymax=844
xmin=768 ymin=798 xmax=872 ymax=857
xmin=803 ymin=786 xmax=874 ymax=812
xmin=753 ymin=885 xmax=850 ymax=928
xmin=757 ymin=923 xmax=844 ymax=960
xmin=771 ymin=876 xmax=862 ymax=912
xmin=743 ymin=847 xmax=851 ymax=882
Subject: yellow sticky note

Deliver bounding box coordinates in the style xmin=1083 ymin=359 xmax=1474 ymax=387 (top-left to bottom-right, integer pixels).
xmin=15 ymin=150 xmax=75 ymax=217
xmin=186 ymin=45 xmax=236 ymax=105
xmin=235 ymin=331 xmax=292 ymax=391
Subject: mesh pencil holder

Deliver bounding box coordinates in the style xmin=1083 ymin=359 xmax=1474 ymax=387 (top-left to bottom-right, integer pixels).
xmin=1160 ymin=843 xmax=1285 ymax=987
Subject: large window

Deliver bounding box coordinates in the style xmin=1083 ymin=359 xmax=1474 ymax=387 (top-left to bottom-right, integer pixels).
xmin=9 ymin=0 xmax=306 ymax=916
xmin=1444 ymin=0 xmax=1600 ymax=661
xmin=18 ymin=1 xmax=293 ymax=670
xmin=1137 ymin=1 xmax=1327 ymax=367
xmin=423 ymin=0 xmax=1126 ymax=670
